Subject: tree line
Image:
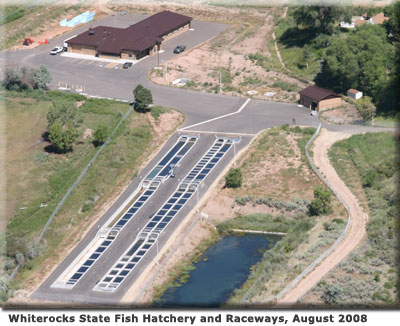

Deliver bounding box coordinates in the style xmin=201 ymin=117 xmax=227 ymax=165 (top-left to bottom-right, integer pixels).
xmin=287 ymin=3 xmax=399 ymax=115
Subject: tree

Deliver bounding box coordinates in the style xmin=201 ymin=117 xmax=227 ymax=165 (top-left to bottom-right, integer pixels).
xmin=315 ymin=24 xmax=395 ymax=103
xmin=293 ymin=5 xmax=351 ymax=35
xmin=93 ymin=125 xmax=108 ymax=146
xmin=225 ymin=168 xmax=242 ymax=188
xmin=32 ymin=64 xmax=52 ymax=90
xmin=309 ymin=185 xmax=332 ymax=216
xmin=354 ymin=96 xmax=376 ymax=122
xmin=133 ymin=84 xmax=153 ymax=112
xmin=1 ymin=65 xmax=52 ymax=91
xmin=2 ymin=68 xmax=24 ymax=91
xmin=48 ymin=122 xmax=78 ymax=153
xmin=47 ymin=100 xmax=83 ymax=128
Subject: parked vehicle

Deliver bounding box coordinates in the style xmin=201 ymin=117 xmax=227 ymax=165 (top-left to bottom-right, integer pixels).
xmin=122 ymin=62 xmax=133 ymax=69
xmin=50 ymin=46 xmax=63 ymax=55
xmin=22 ymin=37 xmax=34 ymax=46
xmin=173 ymin=45 xmax=186 ymax=54
xmin=63 ymin=35 xmax=77 ymax=51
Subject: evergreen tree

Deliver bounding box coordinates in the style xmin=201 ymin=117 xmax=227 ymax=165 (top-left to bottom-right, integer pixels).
xmin=133 ymin=84 xmax=153 ymax=112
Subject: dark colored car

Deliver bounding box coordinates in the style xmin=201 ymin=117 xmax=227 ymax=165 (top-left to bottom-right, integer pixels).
xmin=173 ymin=45 xmax=186 ymax=54
xmin=123 ymin=62 xmax=133 ymax=69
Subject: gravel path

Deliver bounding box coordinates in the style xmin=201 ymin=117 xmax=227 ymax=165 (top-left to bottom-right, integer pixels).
xmin=276 ymin=128 xmax=369 ymax=306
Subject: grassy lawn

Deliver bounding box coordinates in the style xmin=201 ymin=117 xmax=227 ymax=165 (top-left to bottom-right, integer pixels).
xmin=274 ymin=11 xmax=321 ymax=81
xmin=1 ymin=90 xmax=180 ymax=299
xmin=304 ymin=132 xmax=398 ymax=306
xmin=373 ymin=115 xmax=399 ymax=128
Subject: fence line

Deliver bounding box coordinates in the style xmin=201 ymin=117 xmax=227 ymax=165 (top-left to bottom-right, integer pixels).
xmin=8 ymin=106 xmax=133 ymax=280
xmin=240 ymin=123 xmax=351 ymax=304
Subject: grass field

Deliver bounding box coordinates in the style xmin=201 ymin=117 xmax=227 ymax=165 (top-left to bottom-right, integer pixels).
xmin=274 ymin=9 xmax=321 ymax=82
xmin=303 ymin=132 xmax=398 ymax=306
xmin=1 ymin=89 xmax=181 ymax=301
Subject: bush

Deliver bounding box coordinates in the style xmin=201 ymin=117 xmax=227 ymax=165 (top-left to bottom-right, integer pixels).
xmin=323 ymin=284 xmax=343 ymax=304
xmin=1 ymin=65 xmax=51 ymax=91
xmin=225 ymin=168 xmax=242 ymax=188
xmin=47 ymin=100 xmax=83 ymax=129
xmin=48 ymin=122 xmax=79 ymax=153
xmin=150 ymin=106 xmax=166 ymax=121
xmin=372 ymin=289 xmax=392 ymax=303
xmin=32 ymin=65 xmax=52 ymax=90
xmin=354 ymin=96 xmax=376 ymax=122
xmin=235 ymin=195 xmax=252 ymax=206
xmin=309 ymin=185 xmax=332 ymax=216
xmin=93 ymin=125 xmax=108 ymax=146
xmin=0 ymin=275 xmax=9 ymax=304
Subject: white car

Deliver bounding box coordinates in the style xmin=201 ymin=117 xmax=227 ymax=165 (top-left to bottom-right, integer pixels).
xmin=50 ymin=46 xmax=63 ymax=55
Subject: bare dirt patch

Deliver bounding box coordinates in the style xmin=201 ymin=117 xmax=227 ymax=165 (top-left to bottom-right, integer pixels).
xmin=147 ymin=110 xmax=184 ymax=137
xmin=82 ymin=128 xmax=93 ymax=139
xmin=4 ymin=3 xmax=109 ymax=51
xmin=148 ymin=5 xmax=306 ymax=103
xmin=319 ymin=101 xmax=362 ymax=125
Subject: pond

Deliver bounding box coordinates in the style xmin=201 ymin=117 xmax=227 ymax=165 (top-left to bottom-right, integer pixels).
xmin=154 ymin=233 xmax=281 ymax=307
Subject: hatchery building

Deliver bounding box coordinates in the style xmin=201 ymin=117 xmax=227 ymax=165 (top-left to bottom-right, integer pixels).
xmin=66 ymin=10 xmax=192 ymax=60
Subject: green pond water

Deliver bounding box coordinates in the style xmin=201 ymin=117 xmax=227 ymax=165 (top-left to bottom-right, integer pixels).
xmin=155 ymin=233 xmax=281 ymax=307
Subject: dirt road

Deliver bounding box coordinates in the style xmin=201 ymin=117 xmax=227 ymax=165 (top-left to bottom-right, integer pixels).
xmin=276 ymin=129 xmax=369 ymax=306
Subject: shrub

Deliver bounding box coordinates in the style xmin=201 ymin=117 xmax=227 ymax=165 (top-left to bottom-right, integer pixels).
xmin=225 ymin=168 xmax=242 ymax=188
xmin=93 ymin=125 xmax=108 ymax=146
xmin=2 ymin=65 xmax=51 ymax=91
xmin=0 ymin=275 xmax=9 ymax=304
xmin=235 ymin=195 xmax=252 ymax=206
xmin=48 ymin=122 xmax=79 ymax=153
xmin=32 ymin=65 xmax=52 ymax=90
xmin=47 ymin=100 xmax=83 ymax=129
xmin=372 ymin=289 xmax=392 ymax=303
xmin=309 ymin=185 xmax=332 ymax=216
xmin=323 ymin=284 xmax=343 ymax=304
xmin=150 ymin=106 xmax=166 ymax=121
xmin=354 ymin=96 xmax=376 ymax=122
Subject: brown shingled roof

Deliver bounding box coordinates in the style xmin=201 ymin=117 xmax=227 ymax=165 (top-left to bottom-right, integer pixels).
xmin=299 ymin=86 xmax=340 ymax=102
xmin=67 ymin=10 xmax=192 ymax=54
xmin=371 ymin=12 xmax=389 ymax=25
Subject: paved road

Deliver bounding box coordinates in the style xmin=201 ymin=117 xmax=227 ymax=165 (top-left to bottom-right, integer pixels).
xmin=1 ymin=12 xmax=394 ymax=305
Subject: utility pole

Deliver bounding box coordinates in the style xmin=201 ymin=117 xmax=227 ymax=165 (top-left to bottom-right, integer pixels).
xmin=165 ymin=63 xmax=168 ymax=81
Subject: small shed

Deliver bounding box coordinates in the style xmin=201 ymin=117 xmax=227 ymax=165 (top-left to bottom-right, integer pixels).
xmin=299 ymin=86 xmax=341 ymax=111
xmin=347 ymin=89 xmax=363 ymax=100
